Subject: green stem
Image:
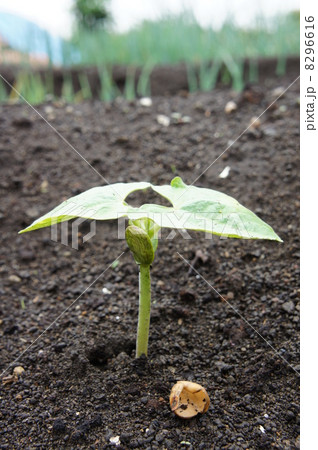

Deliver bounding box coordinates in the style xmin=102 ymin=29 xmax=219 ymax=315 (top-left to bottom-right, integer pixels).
xmin=136 ymin=264 xmax=151 ymax=357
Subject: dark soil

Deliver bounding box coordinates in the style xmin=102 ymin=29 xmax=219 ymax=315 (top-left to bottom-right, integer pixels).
xmin=0 ymin=68 xmax=299 ymax=448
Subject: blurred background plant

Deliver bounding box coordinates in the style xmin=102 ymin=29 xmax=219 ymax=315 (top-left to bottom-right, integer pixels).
xmin=0 ymin=1 xmax=300 ymax=104
xmin=72 ymin=0 xmax=112 ymax=31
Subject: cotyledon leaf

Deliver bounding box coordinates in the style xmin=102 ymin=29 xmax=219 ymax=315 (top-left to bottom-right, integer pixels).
xmin=19 ymin=177 xmax=282 ymax=242
xmin=148 ymin=177 xmax=282 ymax=241
xmin=19 ymin=182 xmax=151 ymax=233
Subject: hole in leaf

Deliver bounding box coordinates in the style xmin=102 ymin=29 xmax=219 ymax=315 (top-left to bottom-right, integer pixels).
xmin=125 ymin=190 xmax=173 ymax=208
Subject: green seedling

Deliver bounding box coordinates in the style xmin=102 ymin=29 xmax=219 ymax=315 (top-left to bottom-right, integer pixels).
xmin=20 ymin=177 xmax=282 ymax=358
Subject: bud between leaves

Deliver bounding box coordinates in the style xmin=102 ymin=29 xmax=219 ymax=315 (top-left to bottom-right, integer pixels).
xmin=125 ymin=225 xmax=155 ymax=266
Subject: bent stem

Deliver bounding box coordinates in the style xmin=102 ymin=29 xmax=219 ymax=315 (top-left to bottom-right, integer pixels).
xmin=136 ymin=264 xmax=151 ymax=357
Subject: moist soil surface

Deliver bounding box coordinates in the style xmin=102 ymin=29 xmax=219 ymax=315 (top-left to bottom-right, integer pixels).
xmin=0 ymin=69 xmax=299 ymax=449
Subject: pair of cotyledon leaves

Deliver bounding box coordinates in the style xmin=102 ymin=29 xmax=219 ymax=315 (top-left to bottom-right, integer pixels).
xmin=19 ymin=177 xmax=282 ymax=242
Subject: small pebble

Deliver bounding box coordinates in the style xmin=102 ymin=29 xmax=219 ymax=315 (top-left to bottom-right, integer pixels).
xmin=109 ymin=435 xmax=121 ymax=446
xmin=44 ymin=105 xmax=54 ymax=114
xmin=282 ymin=301 xmax=295 ymax=313
xmin=219 ymin=166 xmax=231 ymax=179
xmin=249 ymin=116 xmax=261 ymax=129
xmin=271 ymin=86 xmax=285 ymax=97
xmin=102 ymin=287 xmax=112 ymax=295
xmin=13 ymin=366 xmax=25 ymax=376
xmin=40 ymin=180 xmax=49 ymax=193
xmin=139 ymin=97 xmax=152 ymax=107
xmin=8 ymin=275 xmax=21 ymax=283
xmin=224 ymin=101 xmax=237 ymax=114
xmin=157 ymin=115 xmax=170 ymax=127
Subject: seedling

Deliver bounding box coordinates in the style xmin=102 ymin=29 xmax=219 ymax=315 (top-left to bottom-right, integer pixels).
xmin=20 ymin=177 xmax=282 ymax=357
